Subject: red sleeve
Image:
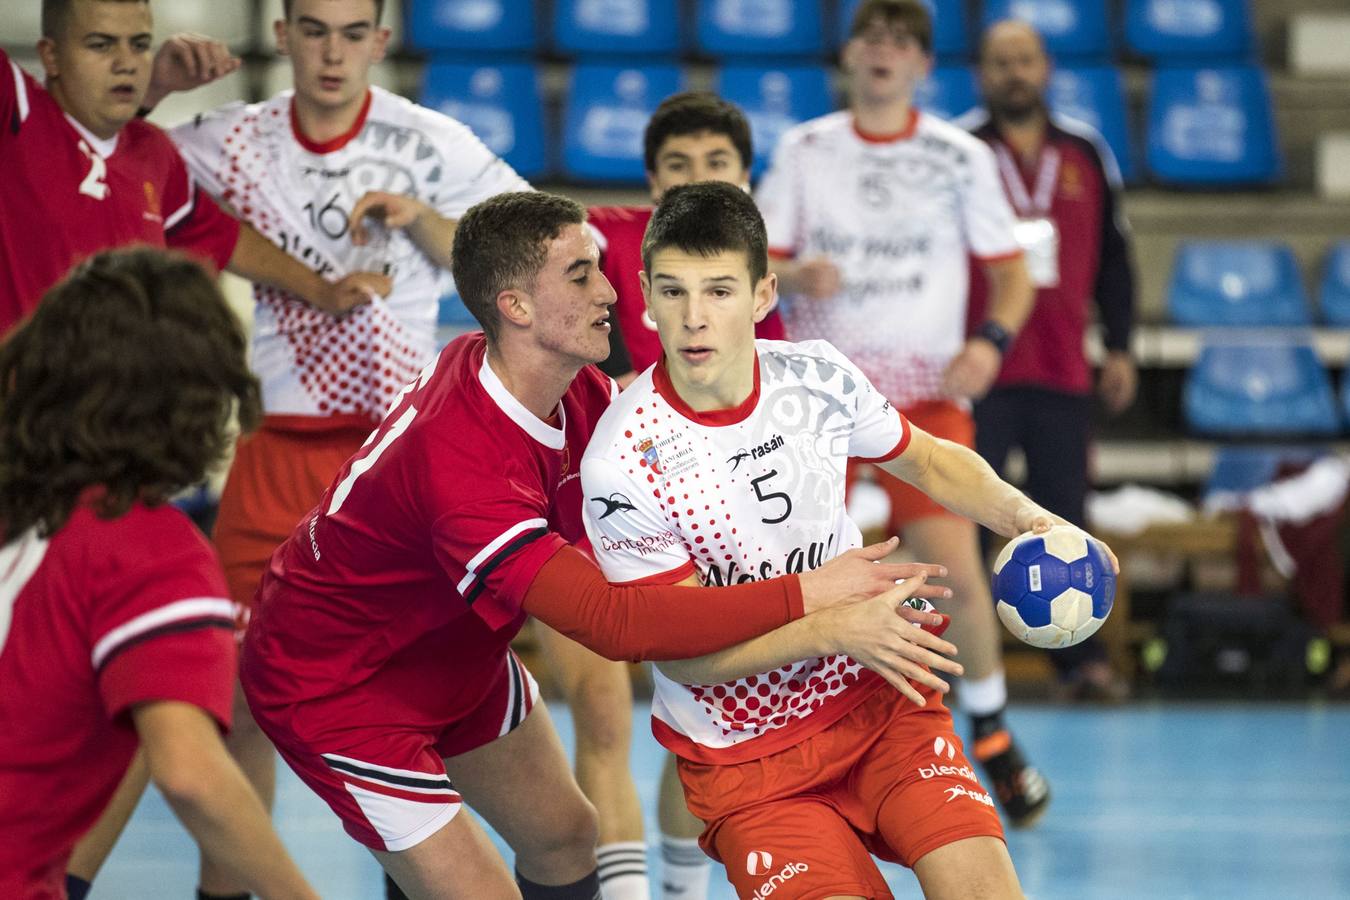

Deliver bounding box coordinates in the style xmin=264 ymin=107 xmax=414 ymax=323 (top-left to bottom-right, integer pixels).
xmin=99 ymin=628 xmax=236 ymax=731
xmin=522 ymin=545 xmax=805 ymax=662
xmin=161 ymin=147 xmax=240 ymax=272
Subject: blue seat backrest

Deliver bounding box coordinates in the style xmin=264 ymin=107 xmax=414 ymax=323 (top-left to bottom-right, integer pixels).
xmin=981 ymin=0 xmax=1112 ymax=59
xmin=695 ymin=0 xmax=824 ymax=57
xmin=838 ymin=0 xmax=968 ymax=59
xmin=421 ymin=63 xmax=548 ymax=179
xmin=406 ymin=0 xmax=537 ymax=52
xmin=1318 ymin=241 xmax=1350 ymax=326
xmin=1168 ymin=241 xmax=1310 ymax=326
xmin=1183 ymin=337 xmax=1339 ymax=436
xmin=1125 ymin=0 xmax=1254 ymax=61
xmin=553 ymin=0 xmax=683 ymax=57
xmin=914 ymin=66 xmax=978 ymax=122
xmin=562 ymin=64 xmax=685 ymax=184
xmin=1048 ymin=66 xmax=1135 ymax=182
xmin=1146 ymin=64 xmax=1280 ymax=186
xmin=716 ymin=65 xmax=834 ymax=176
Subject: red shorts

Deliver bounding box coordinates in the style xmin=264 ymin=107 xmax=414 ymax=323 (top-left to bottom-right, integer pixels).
xmin=248 ymin=648 xmax=539 ymax=852
xmin=213 ymin=416 xmax=371 ymax=630
xmin=678 ymin=686 xmax=1004 ymax=900
xmin=848 ymin=400 xmax=974 ymax=533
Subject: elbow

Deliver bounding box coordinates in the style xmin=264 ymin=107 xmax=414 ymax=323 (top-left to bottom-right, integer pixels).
xmin=152 ymin=758 xmax=213 ymax=811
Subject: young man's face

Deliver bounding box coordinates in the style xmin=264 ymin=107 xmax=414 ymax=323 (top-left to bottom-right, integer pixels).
xmin=528 ymin=223 xmax=618 ymax=368
xmin=276 ymin=0 xmax=388 ymax=112
xmin=641 ymin=247 xmax=775 ymax=403
xmin=39 ymin=0 xmax=153 ymax=139
xmin=647 ymin=131 xmax=749 ymax=203
xmin=843 ymin=16 xmax=933 ymax=108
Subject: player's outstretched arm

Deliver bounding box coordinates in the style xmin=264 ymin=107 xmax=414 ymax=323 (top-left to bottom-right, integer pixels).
xmin=226 ymin=223 xmax=392 ymax=316
xmin=133 ymin=701 xmax=319 ymax=900
xmin=656 ymin=574 xmax=963 ymax=707
xmin=348 ymin=191 xmax=458 ymax=271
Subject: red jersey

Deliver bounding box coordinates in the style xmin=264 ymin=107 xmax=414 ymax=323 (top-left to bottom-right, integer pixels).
xmin=242 ymin=333 xmax=615 ymax=727
xmin=0 ymin=51 xmax=241 ymax=334
xmin=588 ymin=205 xmax=787 ymax=375
xmin=0 ymin=504 xmax=236 ymax=899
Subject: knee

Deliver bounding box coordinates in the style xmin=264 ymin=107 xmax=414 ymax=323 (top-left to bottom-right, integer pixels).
xmin=525 ymin=794 xmax=600 ymax=861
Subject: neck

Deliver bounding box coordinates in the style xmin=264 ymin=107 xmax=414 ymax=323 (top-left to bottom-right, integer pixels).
xmin=994 ymin=110 xmax=1048 ymax=163
xmin=292 ymin=87 xmax=369 ymax=145
xmin=851 ymin=94 xmax=914 ymax=137
xmin=485 ymin=340 xmax=578 ymax=423
xmin=667 ymin=349 xmax=756 ymax=414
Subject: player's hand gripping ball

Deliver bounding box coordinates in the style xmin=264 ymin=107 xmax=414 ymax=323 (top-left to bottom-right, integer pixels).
xmin=992 ymin=525 xmax=1115 ymax=649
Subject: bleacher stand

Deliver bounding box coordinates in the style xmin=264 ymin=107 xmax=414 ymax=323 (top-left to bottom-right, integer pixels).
xmin=1318 ymin=242 xmax=1350 ymax=326
xmin=981 ymin=0 xmax=1112 ymax=59
xmin=562 ymin=63 xmax=684 ymax=182
xmin=406 ymin=0 xmax=537 ymax=53
xmin=915 ymin=65 xmax=979 ymax=121
xmin=1146 ymin=64 xmax=1281 ymax=185
xmin=1124 ymin=0 xmax=1255 ymax=61
xmin=1183 ymin=336 xmax=1340 ymax=437
xmin=1167 ymin=240 xmax=1311 ymax=327
xmin=1047 ymin=65 xmax=1135 ymax=181
xmin=695 ymin=0 xmax=825 ymax=57
xmin=716 ymin=64 xmax=833 ymax=175
xmin=553 ymin=0 xmax=684 ymax=57
xmin=421 ymin=62 xmax=549 ymax=179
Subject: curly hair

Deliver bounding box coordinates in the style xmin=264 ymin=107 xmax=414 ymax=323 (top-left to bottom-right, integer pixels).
xmin=0 ymin=248 xmax=262 ymax=537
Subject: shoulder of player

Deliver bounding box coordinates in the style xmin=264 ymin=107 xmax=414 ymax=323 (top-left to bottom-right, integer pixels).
xmin=1047 ymin=113 xmax=1119 ymax=181
xmin=916 ymin=110 xmax=991 ymax=154
xmin=757 ymin=338 xmax=856 ymax=383
xmin=780 ymin=110 xmax=852 ymax=150
xmin=582 ymin=371 xmax=658 ymax=456
xmin=368 ymin=85 xmax=474 ymax=139
xmin=59 ymin=501 xmax=211 ymax=572
xmin=951 ymin=105 xmax=994 ymax=138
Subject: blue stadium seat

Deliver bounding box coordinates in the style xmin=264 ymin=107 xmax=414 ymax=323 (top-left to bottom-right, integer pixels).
xmin=1202 ymin=445 xmax=1326 ymax=499
xmin=1146 ymin=64 xmax=1280 ymax=185
xmin=1318 ymin=241 xmax=1350 ymax=326
xmin=1167 ymin=241 xmax=1310 ymax=327
xmin=914 ymin=66 xmax=978 ymax=121
xmin=716 ymin=65 xmax=833 ymax=176
xmin=1124 ymin=0 xmax=1254 ymax=61
xmin=1183 ymin=336 xmax=1339 ymax=436
xmin=1047 ymin=65 xmax=1135 ymax=182
xmin=439 ymin=291 xmax=478 ymax=327
xmin=981 ymin=0 xmax=1112 ymax=59
xmin=406 ymin=0 xmax=536 ymax=53
xmin=553 ymin=0 xmax=682 ymax=57
xmin=562 ymin=64 xmax=684 ymax=184
xmin=694 ymin=0 xmax=823 ymax=57
xmin=838 ymin=0 xmax=968 ymax=58
xmin=421 ymin=63 xmax=548 ymax=180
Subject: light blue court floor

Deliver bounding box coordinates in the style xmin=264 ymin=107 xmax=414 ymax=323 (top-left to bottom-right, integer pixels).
xmin=96 ymin=702 xmax=1350 ymax=900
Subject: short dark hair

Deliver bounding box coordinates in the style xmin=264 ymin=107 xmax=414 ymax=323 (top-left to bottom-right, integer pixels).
xmin=643 ymin=92 xmax=754 ymax=175
xmin=282 ymin=0 xmax=385 ymax=23
xmin=642 ymin=182 xmax=768 ymax=285
xmin=451 ymin=192 xmax=587 ymax=343
xmin=42 ymin=0 xmax=147 ymax=40
xmin=849 ymin=0 xmax=934 ymax=55
xmin=0 ymin=248 xmax=261 ymax=538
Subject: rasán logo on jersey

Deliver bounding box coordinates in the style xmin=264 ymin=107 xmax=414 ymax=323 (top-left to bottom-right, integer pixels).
xmin=728 ymin=434 xmax=785 ymax=471
xmin=590 ymin=493 xmax=637 ymax=520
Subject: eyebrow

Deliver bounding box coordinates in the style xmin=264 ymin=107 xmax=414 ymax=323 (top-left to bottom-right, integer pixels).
xmin=85 ymin=31 xmax=152 ymax=42
xmin=651 ymin=273 xmax=739 ymax=284
xmin=296 ymin=16 xmax=373 ymax=30
xmin=564 ymin=258 xmax=593 ymax=275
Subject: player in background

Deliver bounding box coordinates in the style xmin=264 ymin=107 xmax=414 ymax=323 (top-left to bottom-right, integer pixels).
xmin=0 ymin=0 xmax=389 ymax=335
xmin=551 ymin=91 xmax=790 ymax=900
xmin=754 ymin=0 xmax=1050 ymax=826
xmin=0 ymin=248 xmax=317 ymax=900
xmin=75 ymin=3 xmax=533 ymax=897
xmin=240 ymin=191 xmax=946 ymax=899
xmin=959 ymin=20 xmax=1137 ymax=702
xmin=583 ymin=182 xmax=1116 ymax=899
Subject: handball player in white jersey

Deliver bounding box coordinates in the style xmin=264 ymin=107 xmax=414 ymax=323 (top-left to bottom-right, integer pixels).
xmin=754 ymin=0 xmax=1051 ymax=827
xmin=582 ymin=183 xmax=1117 ymax=899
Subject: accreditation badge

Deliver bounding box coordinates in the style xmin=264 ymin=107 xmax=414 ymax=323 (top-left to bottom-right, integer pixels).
xmin=1013 ymin=216 xmax=1060 ymax=288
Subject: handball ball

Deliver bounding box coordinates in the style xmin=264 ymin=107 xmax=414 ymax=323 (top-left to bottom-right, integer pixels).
xmin=992 ymin=525 xmax=1115 ymax=649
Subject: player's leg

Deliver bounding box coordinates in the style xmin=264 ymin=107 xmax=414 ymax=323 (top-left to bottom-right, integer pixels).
xmin=534 ymin=623 xmax=649 ymax=900
xmin=372 ymin=809 xmax=521 ymax=900
xmin=443 ymin=700 xmax=602 ymax=898
xmin=911 ymin=838 xmax=1023 ymax=900
xmin=65 ymin=750 xmax=150 ymax=898
xmin=656 ymin=753 xmax=709 ymax=900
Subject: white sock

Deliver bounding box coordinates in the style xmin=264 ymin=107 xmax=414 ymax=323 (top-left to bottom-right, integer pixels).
xmin=659 ymin=835 xmax=709 ymax=900
xmin=597 ymin=841 xmax=650 ymax=900
xmin=958 ymin=670 xmax=1008 ymax=717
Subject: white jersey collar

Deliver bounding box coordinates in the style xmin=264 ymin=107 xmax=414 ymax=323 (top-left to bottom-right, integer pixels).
xmin=478 ymin=352 xmax=566 ymax=450
xmin=65 ymin=113 xmax=118 ymax=158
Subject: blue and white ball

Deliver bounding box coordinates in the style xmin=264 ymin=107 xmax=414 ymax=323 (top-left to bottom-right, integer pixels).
xmin=992 ymin=525 xmax=1115 ymax=649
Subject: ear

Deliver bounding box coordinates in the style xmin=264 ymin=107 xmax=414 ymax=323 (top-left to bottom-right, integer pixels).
xmin=273 ymin=18 xmax=290 ymax=56
xmin=639 ymin=269 xmax=654 ymax=312
xmin=645 ymin=170 xmax=661 ymax=204
xmin=37 ymin=37 xmax=59 ymax=79
xmin=751 ymin=272 xmax=778 ymax=324
xmin=371 ymin=25 xmax=392 ymax=64
xmin=496 ymin=287 xmax=532 ymax=330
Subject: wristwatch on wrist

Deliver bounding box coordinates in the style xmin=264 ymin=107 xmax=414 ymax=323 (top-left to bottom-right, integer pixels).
xmin=973 ymin=320 xmax=1012 ymax=355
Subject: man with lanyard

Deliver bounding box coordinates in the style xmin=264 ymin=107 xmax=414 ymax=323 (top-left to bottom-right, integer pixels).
xmin=959 ymin=19 xmax=1137 ymax=701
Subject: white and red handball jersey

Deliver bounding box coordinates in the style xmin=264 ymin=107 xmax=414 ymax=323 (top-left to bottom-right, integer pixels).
xmin=170 ymin=88 xmax=530 ymax=421
xmin=242 ymin=334 xmax=614 ymax=728
xmin=581 ymin=339 xmax=910 ymax=764
xmin=0 ymin=504 xmax=236 ymax=898
xmin=755 ymin=110 xmax=1022 ymax=408
xmin=0 ymin=50 xmax=240 ymax=335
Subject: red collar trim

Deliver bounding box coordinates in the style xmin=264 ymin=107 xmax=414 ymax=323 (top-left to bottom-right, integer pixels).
xmin=290 ymin=90 xmax=372 ymax=154
xmin=852 ymin=107 xmax=920 ymax=144
xmin=652 ymin=355 xmax=761 ymax=427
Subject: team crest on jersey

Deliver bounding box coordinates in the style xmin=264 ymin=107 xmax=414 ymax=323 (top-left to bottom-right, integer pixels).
xmin=636 ymin=438 xmax=662 ymax=474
